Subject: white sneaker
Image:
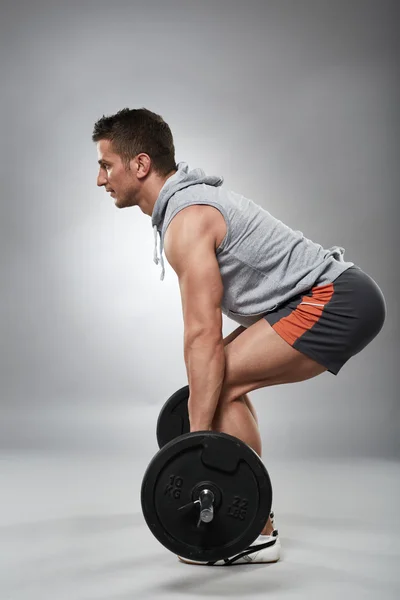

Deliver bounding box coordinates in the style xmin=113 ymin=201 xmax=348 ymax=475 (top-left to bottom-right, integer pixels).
xmin=178 ymin=511 xmax=281 ymax=566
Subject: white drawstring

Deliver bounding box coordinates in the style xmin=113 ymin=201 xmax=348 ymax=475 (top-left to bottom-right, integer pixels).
xmin=153 ymin=225 xmax=165 ymax=281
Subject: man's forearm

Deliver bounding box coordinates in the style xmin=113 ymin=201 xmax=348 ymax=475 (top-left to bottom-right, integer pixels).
xmin=184 ymin=335 xmax=226 ymax=431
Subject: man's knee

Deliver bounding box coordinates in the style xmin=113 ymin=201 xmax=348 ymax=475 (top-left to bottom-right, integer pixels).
xmin=213 ymin=392 xmax=247 ymax=425
xmin=217 ymin=381 xmax=242 ymax=407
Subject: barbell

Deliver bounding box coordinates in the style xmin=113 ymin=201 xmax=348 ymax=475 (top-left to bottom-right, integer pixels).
xmin=156 ymin=385 xmax=190 ymax=448
xmin=141 ymin=386 xmax=272 ymax=563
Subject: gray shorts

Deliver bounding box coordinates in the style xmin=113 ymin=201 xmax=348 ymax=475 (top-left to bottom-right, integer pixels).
xmin=263 ymin=266 xmax=386 ymax=375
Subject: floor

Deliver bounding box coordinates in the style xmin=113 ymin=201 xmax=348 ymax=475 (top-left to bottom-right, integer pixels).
xmin=1 ymin=453 xmax=399 ymax=600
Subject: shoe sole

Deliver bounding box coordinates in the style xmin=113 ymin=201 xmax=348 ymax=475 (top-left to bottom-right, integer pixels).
xmin=178 ymin=556 xmax=280 ymax=566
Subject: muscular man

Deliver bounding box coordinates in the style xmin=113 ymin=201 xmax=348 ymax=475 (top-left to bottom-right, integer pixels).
xmin=93 ymin=108 xmax=386 ymax=566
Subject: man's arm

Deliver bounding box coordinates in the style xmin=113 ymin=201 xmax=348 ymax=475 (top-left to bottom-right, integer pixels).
xmin=164 ymin=205 xmax=225 ymax=431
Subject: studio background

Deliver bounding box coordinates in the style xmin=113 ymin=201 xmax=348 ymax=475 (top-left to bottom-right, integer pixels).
xmin=0 ymin=2 xmax=399 ymax=598
xmin=1 ymin=0 xmax=397 ymax=459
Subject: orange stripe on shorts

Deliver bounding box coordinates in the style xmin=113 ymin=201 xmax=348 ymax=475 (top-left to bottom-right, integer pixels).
xmin=272 ymin=283 xmax=335 ymax=346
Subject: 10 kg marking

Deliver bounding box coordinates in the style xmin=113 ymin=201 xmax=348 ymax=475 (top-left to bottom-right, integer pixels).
xmin=164 ymin=474 xmax=184 ymax=500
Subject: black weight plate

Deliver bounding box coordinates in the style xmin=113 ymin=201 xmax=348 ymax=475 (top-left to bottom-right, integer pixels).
xmin=141 ymin=431 xmax=272 ymax=563
xmin=156 ymin=386 xmax=190 ymax=448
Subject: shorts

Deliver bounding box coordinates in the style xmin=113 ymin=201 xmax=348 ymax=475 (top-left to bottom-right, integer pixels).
xmin=263 ymin=265 xmax=386 ymax=375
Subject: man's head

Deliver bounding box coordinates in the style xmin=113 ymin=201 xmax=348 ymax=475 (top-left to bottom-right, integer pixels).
xmin=92 ymin=108 xmax=177 ymax=210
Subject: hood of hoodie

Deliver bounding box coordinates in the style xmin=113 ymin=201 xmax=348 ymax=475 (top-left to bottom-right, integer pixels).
xmin=151 ymin=161 xmax=224 ymax=280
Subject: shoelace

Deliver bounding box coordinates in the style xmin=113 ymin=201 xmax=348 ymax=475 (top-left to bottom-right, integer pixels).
xmin=222 ymin=532 xmax=278 ymax=566
xmin=204 ymin=529 xmax=279 ymax=566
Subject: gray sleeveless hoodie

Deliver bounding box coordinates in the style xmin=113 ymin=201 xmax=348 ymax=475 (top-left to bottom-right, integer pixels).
xmin=151 ymin=162 xmax=354 ymax=328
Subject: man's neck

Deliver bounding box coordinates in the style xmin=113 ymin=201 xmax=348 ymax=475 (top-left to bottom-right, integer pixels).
xmin=139 ymin=169 xmax=178 ymax=217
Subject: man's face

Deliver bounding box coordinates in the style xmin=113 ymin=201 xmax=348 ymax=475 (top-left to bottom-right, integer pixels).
xmin=96 ymin=139 xmax=138 ymax=208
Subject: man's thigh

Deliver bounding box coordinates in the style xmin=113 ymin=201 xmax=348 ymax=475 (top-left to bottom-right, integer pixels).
xmin=220 ymin=318 xmax=326 ymax=402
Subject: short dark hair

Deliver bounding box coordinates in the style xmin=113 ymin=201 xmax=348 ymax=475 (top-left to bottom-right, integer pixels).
xmin=92 ymin=108 xmax=177 ymax=177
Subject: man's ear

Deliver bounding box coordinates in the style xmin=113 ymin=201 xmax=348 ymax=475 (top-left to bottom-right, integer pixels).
xmin=135 ymin=153 xmax=152 ymax=179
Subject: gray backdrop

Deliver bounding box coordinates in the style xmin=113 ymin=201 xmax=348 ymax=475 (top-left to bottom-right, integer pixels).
xmin=0 ymin=0 xmax=398 ymax=460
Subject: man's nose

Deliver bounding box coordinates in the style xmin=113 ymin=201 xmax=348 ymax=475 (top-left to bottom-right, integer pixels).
xmin=97 ymin=170 xmax=107 ymax=187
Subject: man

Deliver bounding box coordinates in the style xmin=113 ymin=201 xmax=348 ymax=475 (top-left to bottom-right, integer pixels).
xmin=93 ymin=107 xmax=386 ymax=566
